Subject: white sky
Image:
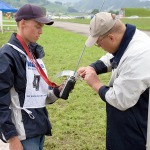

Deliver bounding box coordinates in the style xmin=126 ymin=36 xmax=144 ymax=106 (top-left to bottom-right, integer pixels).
xmin=48 ymin=0 xmax=80 ymax=3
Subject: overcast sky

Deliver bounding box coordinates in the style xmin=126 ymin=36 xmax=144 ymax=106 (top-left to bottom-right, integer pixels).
xmin=48 ymin=0 xmax=80 ymax=3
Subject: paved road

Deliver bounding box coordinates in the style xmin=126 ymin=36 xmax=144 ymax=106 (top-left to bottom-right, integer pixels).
xmin=53 ymin=21 xmax=150 ymax=37
xmin=53 ymin=21 xmax=90 ymax=36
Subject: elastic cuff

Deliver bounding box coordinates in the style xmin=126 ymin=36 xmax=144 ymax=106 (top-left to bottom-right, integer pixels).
xmin=98 ymin=86 xmax=110 ymax=102
xmin=53 ymin=88 xmax=60 ymax=98
xmin=5 ymin=132 xmax=18 ymax=141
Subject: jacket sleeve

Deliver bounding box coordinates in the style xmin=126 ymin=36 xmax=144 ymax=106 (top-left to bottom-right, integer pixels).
xmin=90 ymin=53 xmax=113 ymax=74
xmin=99 ymin=50 xmax=150 ymax=111
xmin=46 ymin=87 xmax=59 ymax=104
xmin=0 ymin=53 xmax=18 ymax=141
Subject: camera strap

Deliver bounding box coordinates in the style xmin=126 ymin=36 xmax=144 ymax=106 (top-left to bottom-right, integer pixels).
xmin=16 ymin=34 xmax=58 ymax=87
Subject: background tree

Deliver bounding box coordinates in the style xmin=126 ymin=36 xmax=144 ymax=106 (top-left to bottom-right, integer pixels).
xmin=91 ymin=9 xmax=99 ymax=15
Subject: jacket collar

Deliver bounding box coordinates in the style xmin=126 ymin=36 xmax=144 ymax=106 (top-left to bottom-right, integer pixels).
xmin=111 ymin=24 xmax=136 ymax=69
xmin=8 ymin=33 xmax=45 ymax=59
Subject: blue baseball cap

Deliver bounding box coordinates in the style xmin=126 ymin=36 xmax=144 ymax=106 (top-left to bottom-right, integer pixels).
xmin=15 ymin=4 xmax=54 ymax=25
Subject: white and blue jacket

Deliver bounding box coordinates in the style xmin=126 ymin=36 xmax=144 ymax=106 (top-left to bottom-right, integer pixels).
xmin=0 ymin=33 xmax=59 ymax=142
xmin=90 ymin=24 xmax=150 ymax=150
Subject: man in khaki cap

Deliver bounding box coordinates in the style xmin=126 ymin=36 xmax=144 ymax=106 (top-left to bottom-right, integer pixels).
xmin=85 ymin=12 xmax=117 ymax=47
xmin=78 ymin=12 xmax=150 ymax=150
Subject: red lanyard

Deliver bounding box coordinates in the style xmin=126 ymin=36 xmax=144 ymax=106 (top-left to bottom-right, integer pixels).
xmin=16 ymin=34 xmax=58 ymax=87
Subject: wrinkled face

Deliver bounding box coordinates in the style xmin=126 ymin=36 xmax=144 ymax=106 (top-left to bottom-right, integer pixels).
xmin=18 ymin=19 xmax=44 ymax=44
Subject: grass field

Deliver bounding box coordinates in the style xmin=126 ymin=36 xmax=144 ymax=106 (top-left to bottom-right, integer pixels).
xmin=0 ymin=18 xmax=149 ymax=149
xmin=124 ymin=8 xmax=150 ymax=17
xmin=39 ymin=26 xmax=108 ymax=150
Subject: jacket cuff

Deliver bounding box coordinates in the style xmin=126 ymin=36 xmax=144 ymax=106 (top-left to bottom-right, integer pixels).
xmin=98 ymin=86 xmax=110 ymax=102
xmin=46 ymin=88 xmax=60 ymax=104
xmin=90 ymin=60 xmax=107 ymax=75
xmin=53 ymin=88 xmax=60 ymax=98
xmin=4 ymin=131 xmax=18 ymax=142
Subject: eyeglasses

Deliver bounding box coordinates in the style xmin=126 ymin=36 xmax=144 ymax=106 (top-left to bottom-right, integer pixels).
xmin=95 ymin=34 xmax=108 ymax=47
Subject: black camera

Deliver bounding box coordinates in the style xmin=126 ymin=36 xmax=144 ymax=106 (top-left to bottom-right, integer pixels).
xmin=59 ymin=76 xmax=76 ymax=100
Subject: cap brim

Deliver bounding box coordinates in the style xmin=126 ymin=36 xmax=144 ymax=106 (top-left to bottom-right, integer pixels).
xmin=34 ymin=17 xmax=54 ymax=25
xmin=85 ymin=35 xmax=99 ymax=47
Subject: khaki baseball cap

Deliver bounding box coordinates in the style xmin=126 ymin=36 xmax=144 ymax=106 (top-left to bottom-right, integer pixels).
xmin=85 ymin=12 xmax=116 ymax=47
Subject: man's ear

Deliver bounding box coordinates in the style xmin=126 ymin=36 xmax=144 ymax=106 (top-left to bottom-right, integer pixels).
xmin=19 ymin=19 xmax=28 ymax=27
xmin=108 ymin=34 xmax=114 ymax=41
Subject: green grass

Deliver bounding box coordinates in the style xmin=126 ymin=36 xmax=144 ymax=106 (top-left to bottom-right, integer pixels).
xmin=39 ymin=26 xmax=107 ymax=150
xmin=121 ymin=18 xmax=150 ymax=30
xmin=124 ymin=8 xmax=150 ymax=17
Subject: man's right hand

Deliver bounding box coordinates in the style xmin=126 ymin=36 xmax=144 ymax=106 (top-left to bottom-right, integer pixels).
xmin=9 ymin=136 xmax=23 ymax=150
xmin=77 ymin=66 xmax=95 ymax=79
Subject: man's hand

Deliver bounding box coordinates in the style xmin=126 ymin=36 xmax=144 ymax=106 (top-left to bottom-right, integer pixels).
xmin=78 ymin=66 xmax=103 ymax=93
xmin=9 ymin=136 xmax=23 ymax=150
xmin=77 ymin=66 xmax=95 ymax=79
